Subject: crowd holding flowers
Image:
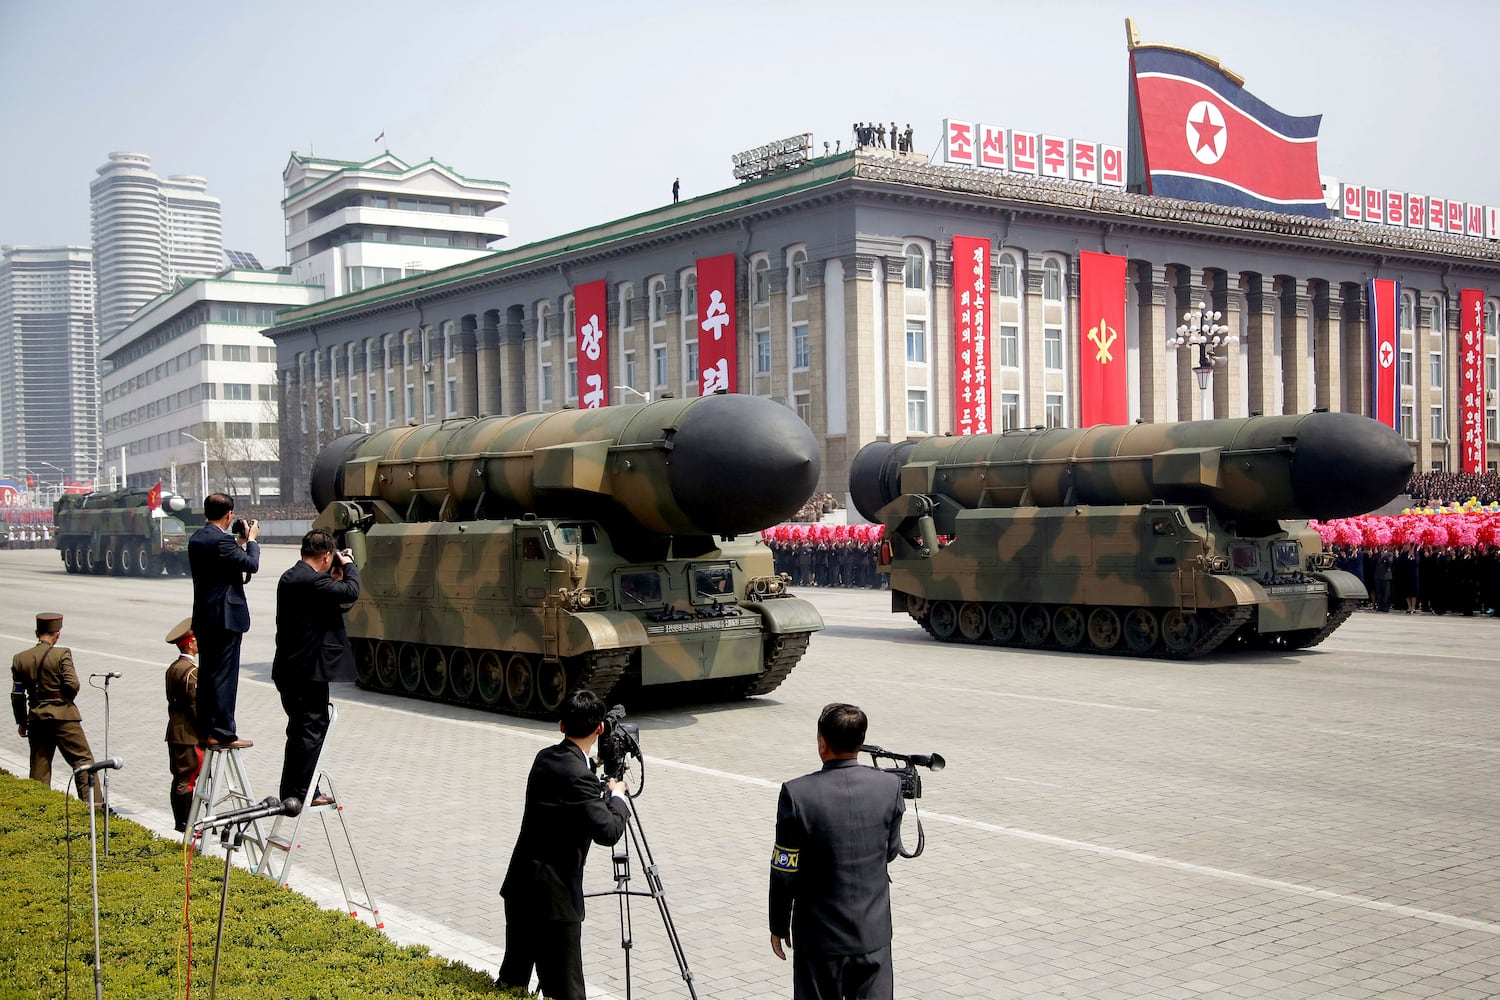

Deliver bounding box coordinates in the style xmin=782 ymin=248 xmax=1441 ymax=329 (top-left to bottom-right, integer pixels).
xmin=761 ymin=523 xmax=887 ymax=589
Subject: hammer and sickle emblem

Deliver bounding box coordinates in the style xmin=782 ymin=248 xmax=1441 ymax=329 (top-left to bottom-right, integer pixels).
xmin=1088 ymin=319 xmax=1118 ymax=364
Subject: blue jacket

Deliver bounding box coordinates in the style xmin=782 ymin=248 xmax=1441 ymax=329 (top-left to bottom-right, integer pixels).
xmin=188 ymin=523 xmax=260 ymax=634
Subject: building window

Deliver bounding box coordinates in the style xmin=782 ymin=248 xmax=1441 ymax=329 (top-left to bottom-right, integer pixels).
xmin=620 ymin=285 xmax=635 ymax=328
xmin=794 ymin=391 xmax=811 ymax=425
xmin=755 ymin=330 xmax=771 ymax=374
xmin=1431 ymin=405 xmax=1445 ymax=440
xmin=566 ymin=357 xmax=578 ymax=402
xmin=1399 ymin=293 xmax=1414 ymax=335
xmin=1045 ymin=393 xmax=1064 ymax=428
xmin=999 ymin=324 xmax=1019 ymax=368
xmin=224 ymin=422 xmax=253 ymax=439
xmin=752 ymin=258 xmax=770 ymax=305
xmin=367 ymin=389 xmax=376 ymax=425
xmin=1430 ymin=294 xmax=1446 ymax=338
xmin=685 ymin=341 xmax=699 ymax=392
xmin=332 ymin=397 xmax=342 ymax=426
xmin=425 ymin=382 xmax=436 ymax=421
xmin=405 ymin=384 xmax=415 ymax=420
xmin=653 ymin=346 xmax=667 ymax=387
xmin=1400 ymin=404 xmax=1414 ymax=440
xmin=1400 ymin=349 xmax=1414 ymax=389
xmin=682 ymin=273 xmax=696 ymax=316
xmin=537 ymin=302 xmax=552 ymax=343
xmin=998 ymin=257 xmax=1018 ymax=298
xmin=650 ymin=278 xmax=667 ymax=324
xmin=905 ymin=320 xmax=926 ymax=363
xmin=623 ymin=349 xmax=637 ymax=387
xmin=1430 ymin=352 xmax=1443 ymax=389
xmin=793 ymin=323 xmax=810 ymax=369
xmin=1044 ymin=329 xmax=1062 ymax=370
xmin=224 ymin=383 xmax=252 ymax=401
xmin=1042 ymin=259 xmax=1063 ymax=301
xmin=906 ymin=389 xmax=928 ymax=433
xmin=1001 ymin=392 xmax=1020 ymax=431
xmin=259 ymin=423 xmax=278 ymax=439
xmin=446 ymin=378 xmax=458 ymax=416
xmin=257 ymin=384 xmax=276 ymax=401
xmin=385 ymin=386 xmax=395 ymax=423
xmin=541 ymin=363 xmax=553 ymax=404
xmin=789 ymin=249 xmax=808 ymax=297
xmin=223 ymin=345 xmax=251 ymax=362
xmin=564 ymin=296 xmax=575 ymax=338
xmin=903 ymin=245 xmax=926 ymax=290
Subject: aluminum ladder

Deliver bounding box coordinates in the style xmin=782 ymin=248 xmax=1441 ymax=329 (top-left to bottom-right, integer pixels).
xmin=184 ymin=744 xmax=268 ymax=868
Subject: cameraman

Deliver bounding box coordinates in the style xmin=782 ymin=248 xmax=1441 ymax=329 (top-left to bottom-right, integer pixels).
xmin=499 ymin=690 xmax=630 ymax=1000
xmin=769 ymin=703 xmax=904 ymax=1000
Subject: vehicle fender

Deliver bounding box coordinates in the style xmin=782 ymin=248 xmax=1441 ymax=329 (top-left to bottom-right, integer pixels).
xmin=1201 ymin=573 xmax=1266 ymax=606
xmin=738 ymin=597 xmax=826 ymax=634
xmin=1312 ymin=569 xmax=1366 ymax=600
xmin=561 ymin=611 xmax=650 ymax=653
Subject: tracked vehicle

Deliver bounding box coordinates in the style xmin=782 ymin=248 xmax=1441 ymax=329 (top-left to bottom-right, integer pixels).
xmin=311 ymin=393 xmax=824 ymax=718
xmin=849 ymin=412 xmax=1412 ymax=658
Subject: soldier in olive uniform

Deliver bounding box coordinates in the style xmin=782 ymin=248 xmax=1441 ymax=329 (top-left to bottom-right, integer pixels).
xmin=163 ymin=617 xmax=202 ymax=831
xmin=11 ymin=612 xmax=100 ymax=804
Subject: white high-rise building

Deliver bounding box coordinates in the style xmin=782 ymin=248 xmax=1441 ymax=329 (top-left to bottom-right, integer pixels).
xmin=90 ymin=152 xmax=224 ymax=343
xmin=0 ymin=246 xmax=99 ymax=485
xmin=283 ymin=152 xmax=509 ymax=298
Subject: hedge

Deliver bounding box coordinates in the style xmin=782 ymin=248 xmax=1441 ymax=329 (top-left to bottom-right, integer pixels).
xmin=0 ymin=769 xmax=529 ymax=999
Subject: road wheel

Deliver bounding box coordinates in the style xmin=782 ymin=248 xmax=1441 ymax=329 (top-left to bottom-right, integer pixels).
xmin=505 ymin=653 xmax=535 ymax=711
xmin=987 ymin=603 xmax=1018 ymax=643
xmin=535 ymin=660 xmax=567 ymax=715
xmin=957 ymin=602 xmax=986 ymax=641
xmin=397 ymin=644 xmax=423 ymax=693
xmin=374 ymin=641 xmax=399 ymax=689
xmin=1161 ymin=610 xmax=1202 ymax=654
xmin=86 ymin=546 xmax=104 ymax=575
xmin=448 ymin=648 xmax=476 ymax=702
xmin=1052 ymin=605 xmax=1085 ymax=648
xmin=105 ymin=544 xmax=121 ymax=575
xmin=354 ymin=639 xmax=376 ymax=685
xmin=61 ymin=547 xmax=75 ymax=573
xmin=476 ymin=651 xmax=504 ymax=707
xmin=421 ymin=646 xmax=448 ymax=698
xmin=132 ymin=542 xmax=151 ymax=576
xmin=1019 ymin=604 xmax=1050 ymax=646
xmin=1087 ymin=607 xmax=1122 ymax=651
xmin=928 ymin=601 xmax=959 ymax=641
xmin=1122 ymin=608 xmax=1159 ymax=654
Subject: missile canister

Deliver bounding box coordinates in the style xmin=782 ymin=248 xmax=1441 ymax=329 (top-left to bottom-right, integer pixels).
xmin=311 ymin=393 xmax=826 ymax=719
xmin=52 ymin=487 xmax=202 ymax=578
xmin=849 ymin=412 xmax=1413 ymax=659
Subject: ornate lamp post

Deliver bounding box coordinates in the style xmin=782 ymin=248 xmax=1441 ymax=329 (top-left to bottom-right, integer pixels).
xmin=1170 ymin=301 xmax=1238 ymax=421
xmin=613 ymin=385 xmax=652 ymax=404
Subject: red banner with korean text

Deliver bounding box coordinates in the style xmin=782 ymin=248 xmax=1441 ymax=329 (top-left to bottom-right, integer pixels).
xmin=951 ymin=235 xmax=991 ymax=434
xmin=574 ymin=279 xmax=609 ymax=408
xmin=1079 ymin=251 xmax=1128 ymax=426
xmin=1461 ymin=288 xmax=1486 ymax=474
xmin=695 ymin=254 xmax=737 ymax=395
xmin=1368 ymin=278 xmax=1399 ymax=430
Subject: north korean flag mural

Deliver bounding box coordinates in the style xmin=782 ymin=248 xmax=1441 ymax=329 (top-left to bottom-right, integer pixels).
xmin=1079 ymin=251 xmax=1129 ymax=426
xmin=1128 ymin=39 xmax=1328 ymax=218
xmin=574 ymin=279 xmax=609 ymax=408
xmin=1368 ymin=279 xmax=1400 ymax=430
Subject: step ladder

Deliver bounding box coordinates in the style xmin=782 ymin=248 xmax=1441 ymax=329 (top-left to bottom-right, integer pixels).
xmin=256 ymin=703 xmax=382 ymax=929
xmin=184 ymin=744 xmax=269 ymax=868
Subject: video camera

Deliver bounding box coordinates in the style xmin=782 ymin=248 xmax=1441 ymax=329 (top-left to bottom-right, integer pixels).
xmin=860 ymin=744 xmax=945 ymax=800
xmin=596 ymin=704 xmax=641 ymax=783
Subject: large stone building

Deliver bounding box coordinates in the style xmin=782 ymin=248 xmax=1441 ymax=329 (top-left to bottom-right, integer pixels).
xmin=101 ymin=269 xmax=321 ymax=501
xmin=90 ymin=152 xmax=223 ymax=343
xmin=0 ymin=245 xmax=99 ymax=484
xmin=267 ymin=146 xmax=1500 ymax=506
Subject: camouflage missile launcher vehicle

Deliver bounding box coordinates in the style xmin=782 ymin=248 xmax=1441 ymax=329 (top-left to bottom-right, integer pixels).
xmin=53 ymin=488 xmax=203 ymax=577
xmin=310 ymin=392 xmax=825 ymax=718
xmin=849 ymin=412 xmax=1413 ymax=658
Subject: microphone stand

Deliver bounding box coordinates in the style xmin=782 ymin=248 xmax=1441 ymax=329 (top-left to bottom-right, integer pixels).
xmin=86 ymin=777 xmax=105 ymax=1000
xmin=88 ymin=673 xmax=117 ymax=854
xmin=208 ymin=820 xmax=249 ymax=1000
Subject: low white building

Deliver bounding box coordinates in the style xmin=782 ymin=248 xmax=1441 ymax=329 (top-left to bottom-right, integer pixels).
xmin=101 ymin=269 xmax=322 ymax=502
xmin=282 ymin=152 xmax=509 ymax=298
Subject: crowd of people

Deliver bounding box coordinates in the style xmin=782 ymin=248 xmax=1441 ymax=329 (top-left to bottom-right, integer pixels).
xmin=1315 ymin=504 xmax=1500 ymax=615
xmin=1405 ymin=471 xmax=1500 ymax=507
xmin=762 ymin=524 xmax=886 ymax=589
xmin=853 ymin=121 xmax=915 ymax=153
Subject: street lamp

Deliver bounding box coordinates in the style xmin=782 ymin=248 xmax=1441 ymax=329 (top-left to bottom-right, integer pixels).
xmin=613 ymin=385 xmax=651 ymax=404
xmin=40 ymin=462 xmax=66 ymax=504
xmin=345 ymin=417 xmax=372 ymax=433
xmin=1170 ymin=301 xmax=1238 ymax=421
xmin=181 ymin=432 xmax=209 ymax=501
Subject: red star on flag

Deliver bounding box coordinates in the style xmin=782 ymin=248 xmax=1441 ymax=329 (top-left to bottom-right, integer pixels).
xmin=1189 ymin=107 xmax=1223 ymax=155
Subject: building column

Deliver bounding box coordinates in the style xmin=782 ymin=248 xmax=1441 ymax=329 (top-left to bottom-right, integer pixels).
xmin=1219 ymin=275 xmax=1246 ymax=418
xmin=503 ymin=309 xmax=526 ymax=415
xmin=1341 ymin=282 xmax=1368 ymax=418
xmin=1279 ymin=277 xmax=1312 ymax=414
xmin=767 ymin=260 xmax=790 ymax=405
xmin=1241 ymin=273 xmax=1276 ymax=416
xmin=846 ymin=254 xmax=886 ymax=441
xmin=457 ymin=315 xmax=479 ymax=417
xmin=1024 ymin=260 xmax=1046 ymax=426
xmin=477 ymin=311 xmax=501 ymax=415
xmin=884 ymin=255 xmax=908 ymax=433
xmin=1315 ymin=282 xmax=1343 ymax=412
xmin=931 ymin=240 xmax=953 ymax=434
xmin=1133 ymin=262 xmax=1169 ymax=424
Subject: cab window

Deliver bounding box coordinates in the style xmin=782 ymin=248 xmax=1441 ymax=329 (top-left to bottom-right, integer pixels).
xmin=693 ymin=566 xmax=735 ymax=600
xmin=618 ymin=571 xmax=662 ymax=607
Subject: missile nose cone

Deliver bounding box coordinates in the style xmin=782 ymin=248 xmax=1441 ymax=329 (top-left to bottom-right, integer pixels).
xmin=1290 ymin=412 xmax=1414 ymax=520
xmin=669 ymin=394 xmax=822 ymax=535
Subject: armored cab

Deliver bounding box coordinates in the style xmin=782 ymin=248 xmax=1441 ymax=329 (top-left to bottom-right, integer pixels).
xmin=849 ymin=412 xmax=1413 ymax=657
xmin=52 ymin=488 xmax=202 ymax=577
xmin=310 ymin=392 xmax=825 ymax=718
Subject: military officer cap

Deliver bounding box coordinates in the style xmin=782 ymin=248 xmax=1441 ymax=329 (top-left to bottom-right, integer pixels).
xmin=165 ymin=617 xmax=194 ymax=648
xmin=35 ymin=612 xmax=63 ymax=634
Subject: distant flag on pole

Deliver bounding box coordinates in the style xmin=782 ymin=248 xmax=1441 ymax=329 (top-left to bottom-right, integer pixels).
xmin=147 ymin=480 xmax=162 ymax=510
xmin=1125 ymin=19 xmax=1328 ymax=218
xmin=374 ymin=131 xmax=385 ymax=144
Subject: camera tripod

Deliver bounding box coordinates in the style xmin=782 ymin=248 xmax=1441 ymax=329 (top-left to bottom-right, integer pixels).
xmin=585 ymin=770 xmax=699 ymax=1000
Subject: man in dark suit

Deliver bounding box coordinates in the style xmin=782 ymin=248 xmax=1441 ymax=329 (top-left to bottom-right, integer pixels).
xmin=770 ymin=703 xmax=905 ymax=1000
xmin=499 ymin=690 xmax=630 ymax=1000
xmin=272 ymin=529 xmax=360 ymax=810
xmin=11 ymin=612 xmax=100 ymax=805
xmin=188 ymin=492 xmax=259 ymax=746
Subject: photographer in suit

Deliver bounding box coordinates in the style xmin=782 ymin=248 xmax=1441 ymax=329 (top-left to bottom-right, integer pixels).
xmin=769 ymin=703 xmax=905 ymax=1000
xmin=271 ymin=529 xmax=360 ymax=811
xmin=188 ymin=492 xmax=259 ymax=746
xmin=498 ymin=690 xmax=630 ymax=1000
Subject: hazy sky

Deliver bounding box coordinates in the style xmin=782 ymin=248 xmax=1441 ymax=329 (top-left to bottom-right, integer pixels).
xmin=3 ymin=0 xmax=1497 ymax=262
